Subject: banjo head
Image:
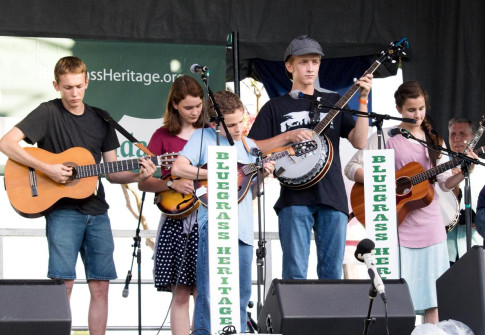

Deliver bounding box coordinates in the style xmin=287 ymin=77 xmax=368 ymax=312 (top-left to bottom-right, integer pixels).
xmin=275 ymin=132 xmax=332 ymax=188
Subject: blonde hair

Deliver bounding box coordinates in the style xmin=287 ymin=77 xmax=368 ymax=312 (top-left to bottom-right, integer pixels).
xmin=54 ymin=56 xmax=87 ymax=82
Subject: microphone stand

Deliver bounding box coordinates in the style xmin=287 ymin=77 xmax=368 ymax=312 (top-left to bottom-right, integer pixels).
xmin=363 ymin=285 xmax=377 ymax=335
xmin=199 ymin=71 xmax=234 ymax=146
xmin=461 ymin=162 xmax=473 ymax=250
xmin=123 ymin=191 xmax=147 ymax=335
xmin=253 ymin=151 xmax=266 ymax=318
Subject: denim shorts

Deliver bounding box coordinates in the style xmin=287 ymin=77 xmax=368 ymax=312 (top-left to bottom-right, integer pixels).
xmin=46 ymin=209 xmax=117 ymax=280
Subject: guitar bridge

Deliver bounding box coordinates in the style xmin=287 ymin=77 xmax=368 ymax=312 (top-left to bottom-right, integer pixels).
xmin=274 ymin=166 xmax=286 ymax=178
xmin=28 ymin=167 xmax=38 ymax=197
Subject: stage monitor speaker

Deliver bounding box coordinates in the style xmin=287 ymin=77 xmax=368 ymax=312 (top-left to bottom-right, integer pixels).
xmin=257 ymin=278 xmax=415 ymax=335
xmin=437 ymin=245 xmax=485 ymax=334
xmin=0 ymin=279 xmax=71 ymax=335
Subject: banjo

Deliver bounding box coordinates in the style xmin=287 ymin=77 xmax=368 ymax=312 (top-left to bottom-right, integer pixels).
xmin=275 ymin=38 xmax=409 ymax=189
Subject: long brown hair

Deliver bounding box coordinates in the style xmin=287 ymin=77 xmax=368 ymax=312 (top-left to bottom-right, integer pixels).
xmin=394 ymin=81 xmax=443 ymax=165
xmin=163 ymin=75 xmax=206 ymax=135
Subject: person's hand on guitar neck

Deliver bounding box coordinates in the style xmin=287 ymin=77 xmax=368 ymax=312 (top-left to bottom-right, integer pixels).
xmin=444 ymin=150 xmax=479 ymax=190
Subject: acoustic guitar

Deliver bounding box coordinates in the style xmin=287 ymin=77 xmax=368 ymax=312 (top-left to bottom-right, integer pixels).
xmin=4 ymin=147 xmax=175 ymax=218
xmin=350 ymin=146 xmax=485 ymax=227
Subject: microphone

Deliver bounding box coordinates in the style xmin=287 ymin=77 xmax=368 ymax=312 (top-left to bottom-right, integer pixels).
xmin=190 ymin=64 xmax=209 ymax=74
xmin=289 ymin=90 xmax=324 ymax=103
xmin=122 ymin=270 xmax=132 ymax=298
xmin=387 ymin=128 xmax=402 ymax=137
xmin=354 ymin=238 xmax=387 ymax=302
xmin=250 ymin=147 xmax=262 ymax=157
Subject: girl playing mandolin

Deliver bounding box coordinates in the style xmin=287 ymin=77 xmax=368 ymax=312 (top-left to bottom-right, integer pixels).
xmin=138 ymin=75 xmax=206 ymax=335
xmin=345 ymin=81 xmax=479 ymax=324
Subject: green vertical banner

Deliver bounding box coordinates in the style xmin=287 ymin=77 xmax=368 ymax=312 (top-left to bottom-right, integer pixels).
xmin=0 ymin=36 xmax=225 ymax=167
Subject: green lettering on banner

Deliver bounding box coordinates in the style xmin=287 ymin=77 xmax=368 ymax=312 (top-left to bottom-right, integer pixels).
xmin=372 ymin=204 xmax=389 ymax=212
xmin=216 ymin=202 xmax=231 ymax=210
xmin=218 ymin=221 xmax=229 ymax=229
xmin=220 ymin=317 xmax=232 ymax=325
xmin=372 ymin=175 xmax=386 ymax=183
xmin=218 ymin=287 xmax=232 ymax=295
xmin=216 ymin=161 xmax=229 ymax=170
xmin=217 ymin=192 xmax=229 ymax=200
xmin=217 ymin=247 xmax=231 ymax=254
xmin=217 ymin=267 xmax=233 ymax=275
xmin=372 ymin=165 xmax=387 ymax=173
xmin=373 ymin=184 xmax=387 ymax=192
xmin=216 ymin=212 xmax=231 ymax=220
xmin=218 ymin=232 xmax=229 ymax=239
xmin=216 ymin=172 xmax=229 ymax=179
xmin=220 ymin=277 xmax=229 ymax=285
xmin=373 ymin=194 xmax=387 ymax=202
xmin=375 ymin=233 xmax=388 ymax=241
xmin=373 ymin=214 xmax=389 ymax=221
xmin=217 ymin=182 xmax=229 ymax=189
xmin=376 ymin=257 xmax=389 ymax=265
xmin=216 ymin=152 xmax=229 ymax=160
xmin=378 ymin=268 xmax=391 ymax=276
xmin=375 ymin=248 xmax=390 ymax=256
xmin=220 ymin=307 xmax=232 ymax=315
xmin=375 ymin=223 xmax=388 ymax=231
xmin=218 ymin=297 xmax=232 ymax=305
xmin=218 ymin=256 xmax=230 ymax=265
xmin=372 ymin=156 xmax=386 ymax=163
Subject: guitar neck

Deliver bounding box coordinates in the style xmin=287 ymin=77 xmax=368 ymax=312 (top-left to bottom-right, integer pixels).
xmin=75 ymin=156 xmax=160 ymax=179
xmin=411 ymin=145 xmax=485 ymax=185
xmin=465 ymin=124 xmax=485 ymax=152
xmin=313 ymin=60 xmax=382 ymax=136
xmin=411 ymin=158 xmax=461 ymax=185
xmin=241 ymin=150 xmax=292 ymax=175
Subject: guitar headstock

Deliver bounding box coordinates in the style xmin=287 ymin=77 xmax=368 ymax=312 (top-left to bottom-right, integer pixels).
xmin=378 ymin=37 xmax=409 ymax=64
xmin=475 ymin=146 xmax=485 ymax=159
xmin=479 ymin=112 xmax=485 ymax=128
xmin=292 ymin=140 xmax=318 ymax=157
xmin=158 ymin=152 xmax=178 ymax=168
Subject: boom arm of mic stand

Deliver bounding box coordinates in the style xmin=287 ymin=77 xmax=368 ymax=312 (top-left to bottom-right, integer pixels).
xmin=403 ymin=131 xmax=485 ymax=168
xmin=200 ymin=74 xmax=234 ymax=146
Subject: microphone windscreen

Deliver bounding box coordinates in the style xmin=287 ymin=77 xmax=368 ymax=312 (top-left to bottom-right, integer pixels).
xmin=288 ymin=90 xmax=301 ymax=100
xmin=354 ymin=238 xmax=375 ymax=262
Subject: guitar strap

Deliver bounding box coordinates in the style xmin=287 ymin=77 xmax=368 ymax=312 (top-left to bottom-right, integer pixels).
xmin=92 ymin=107 xmax=154 ymax=156
xmin=308 ymin=95 xmax=321 ymax=128
xmin=241 ymin=136 xmax=251 ymax=154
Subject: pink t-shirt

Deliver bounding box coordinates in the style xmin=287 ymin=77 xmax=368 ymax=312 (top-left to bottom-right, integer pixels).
xmin=386 ymin=135 xmax=449 ymax=248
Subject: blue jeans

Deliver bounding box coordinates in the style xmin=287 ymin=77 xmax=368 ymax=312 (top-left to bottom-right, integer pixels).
xmin=46 ymin=209 xmax=117 ymax=280
xmin=278 ymin=205 xmax=347 ymax=279
xmin=193 ymin=223 xmax=253 ymax=334
xmin=475 ymin=208 xmax=485 ymax=239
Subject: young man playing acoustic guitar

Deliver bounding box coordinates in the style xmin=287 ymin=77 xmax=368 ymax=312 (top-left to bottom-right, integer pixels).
xmin=0 ymin=56 xmax=156 ymax=335
xmin=248 ymin=35 xmax=373 ymax=280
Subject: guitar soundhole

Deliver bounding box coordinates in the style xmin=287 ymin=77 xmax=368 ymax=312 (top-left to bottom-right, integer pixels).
xmin=396 ymin=176 xmax=412 ymax=196
xmin=64 ymin=162 xmax=80 ymax=185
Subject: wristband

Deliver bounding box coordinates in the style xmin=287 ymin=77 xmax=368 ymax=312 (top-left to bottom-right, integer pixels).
xmin=358 ymin=98 xmax=368 ymax=105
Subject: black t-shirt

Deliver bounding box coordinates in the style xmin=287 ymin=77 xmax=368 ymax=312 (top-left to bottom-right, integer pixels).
xmin=478 ymin=185 xmax=485 ymax=210
xmin=16 ymin=99 xmax=120 ymax=215
xmin=248 ymin=91 xmax=355 ymax=214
